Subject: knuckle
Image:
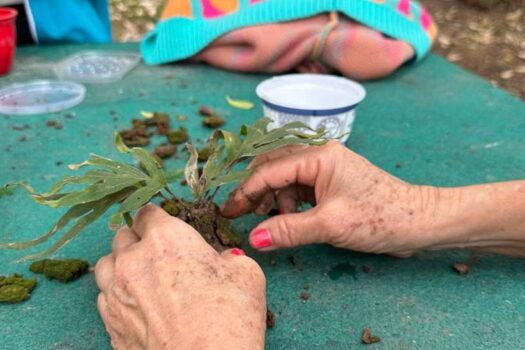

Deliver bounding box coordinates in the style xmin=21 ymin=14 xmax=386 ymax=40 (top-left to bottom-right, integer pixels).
xmin=113 ymin=251 xmax=136 ymax=283
xmin=94 ymin=255 xmax=112 ymax=276
xmin=275 ymin=218 xmax=295 ymax=248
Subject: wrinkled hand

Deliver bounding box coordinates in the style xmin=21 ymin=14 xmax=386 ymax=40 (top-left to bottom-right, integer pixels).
xmin=222 ymin=141 xmax=435 ymax=256
xmin=95 ymin=205 xmax=266 ymax=350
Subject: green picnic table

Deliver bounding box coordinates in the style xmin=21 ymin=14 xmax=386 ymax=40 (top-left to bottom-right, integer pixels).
xmin=1 ymin=43 xmax=525 ymax=350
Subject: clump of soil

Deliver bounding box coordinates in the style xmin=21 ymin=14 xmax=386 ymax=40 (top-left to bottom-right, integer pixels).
xmin=203 ymin=115 xmax=225 ymax=129
xmin=161 ymin=199 xmax=242 ymax=251
xmin=120 ymin=121 xmax=150 ymax=147
xmin=30 ymin=259 xmax=89 ymax=283
xmin=361 ymin=327 xmax=381 ymax=344
xmin=198 ymin=105 xmax=226 ymax=129
xmin=0 ymin=274 xmax=37 ymax=303
xmin=120 ymin=112 xmax=173 ymax=147
xmin=167 ymin=127 xmax=188 ymax=144
xmin=154 ymin=144 xmax=177 ymax=159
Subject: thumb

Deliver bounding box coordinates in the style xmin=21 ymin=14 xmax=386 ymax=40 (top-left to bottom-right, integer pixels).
xmin=249 ymin=210 xmax=324 ymax=251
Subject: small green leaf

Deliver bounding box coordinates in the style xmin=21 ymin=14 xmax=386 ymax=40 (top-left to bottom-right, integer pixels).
xmin=140 ymin=111 xmax=154 ymax=119
xmin=115 ymin=132 xmax=130 ymax=153
xmin=225 ymin=95 xmax=254 ymax=110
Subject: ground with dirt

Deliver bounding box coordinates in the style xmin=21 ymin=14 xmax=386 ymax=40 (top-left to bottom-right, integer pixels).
xmin=110 ymin=0 xmax=525 ymax=100
xmin=420 ymin=0 xmax=525 ymax=100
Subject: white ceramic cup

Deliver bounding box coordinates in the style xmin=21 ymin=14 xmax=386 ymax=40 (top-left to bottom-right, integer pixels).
xmin=256 ymin=74 xmax=366 ymax=143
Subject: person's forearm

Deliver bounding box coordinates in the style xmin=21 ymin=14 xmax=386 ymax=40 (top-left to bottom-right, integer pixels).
xmin=412 ymin=181 xmax=525 ymax=256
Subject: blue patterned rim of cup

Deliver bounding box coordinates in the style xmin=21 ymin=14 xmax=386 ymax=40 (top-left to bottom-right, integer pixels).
xmin=255 ymin=74 xmax=366 ymax=117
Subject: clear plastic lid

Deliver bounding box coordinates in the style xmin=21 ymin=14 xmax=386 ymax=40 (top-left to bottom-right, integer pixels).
xmin=54 ymin=51 xmax=141 ymax=83
xmin=0 ymin=80 xmax=86 ymax=115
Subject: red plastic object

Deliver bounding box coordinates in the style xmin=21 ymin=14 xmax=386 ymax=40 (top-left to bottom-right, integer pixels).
xmin=0 ymin=7 xmax=18 ymax=76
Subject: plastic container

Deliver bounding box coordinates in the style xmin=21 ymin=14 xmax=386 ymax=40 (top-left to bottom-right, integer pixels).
xmin=0 ymin=7 xmax=18 ymax=76
xmin=256 ymin=74 xmax=366 ymax=143
xmin=54 ymin=51 xmax=141 ymax=83
xmin=0 ymin=80 xmax=86 ymax=115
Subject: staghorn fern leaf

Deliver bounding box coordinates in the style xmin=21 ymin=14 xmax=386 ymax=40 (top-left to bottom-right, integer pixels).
xmin=200 ymin=118 xmax=326 ymax=196
xmin=0 ymin=134 xmax=170 ymax=260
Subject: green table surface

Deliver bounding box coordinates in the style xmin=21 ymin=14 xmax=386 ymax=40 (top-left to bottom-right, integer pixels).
xmin=1 ymin=43 xmax=525 ymax=350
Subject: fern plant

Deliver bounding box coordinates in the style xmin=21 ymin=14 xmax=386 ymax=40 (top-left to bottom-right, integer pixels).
xmin=1 ymin=118 xmax=326 ymax=260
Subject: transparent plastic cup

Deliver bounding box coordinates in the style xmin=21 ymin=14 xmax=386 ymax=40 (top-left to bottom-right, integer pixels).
xmin=256 ymin=74 xmax=366 ymax=143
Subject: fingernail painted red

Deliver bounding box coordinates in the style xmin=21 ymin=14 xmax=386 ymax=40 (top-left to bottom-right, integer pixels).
xmin=231 ymin=248 xmax=245 ymax=256
xmin=251 ymin=228 xmax=272 ymax=249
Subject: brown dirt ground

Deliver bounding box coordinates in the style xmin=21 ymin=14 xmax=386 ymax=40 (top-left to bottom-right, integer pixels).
xmin=110 ymin=0 xmax=525 ymax=101
xmin=420 ymin=0 xmax=525 ymax=100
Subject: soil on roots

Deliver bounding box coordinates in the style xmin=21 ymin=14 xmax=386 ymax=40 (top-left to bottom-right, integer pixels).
xmin=161 ymin=199 xmax=242 ymax=251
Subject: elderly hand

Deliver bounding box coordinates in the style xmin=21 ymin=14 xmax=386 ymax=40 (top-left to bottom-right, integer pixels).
xmin=223 ymin=141 xmax=525 ymax=258
xmin=221 ymin=141 xmax=443 ymax=256
xmin=95 ymin=205 xmax=267 ymax=350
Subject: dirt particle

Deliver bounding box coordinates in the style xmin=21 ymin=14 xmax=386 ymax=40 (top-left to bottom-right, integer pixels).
xmin=362 ymin=265 xmax=372 ymax=273
xmin=18 ymin=135 xmax=27 ymax=142
xmin=395 ymin=163 xmax=402 ymax=169
xmin=452 ymin=256 xmax=479 ymax=276
xmin=46 ymin=120 xmax=63 ymax=130
xmin=266 ymin=309 xmax=276 ymax=328
xmin=300 ymin=291 xmax=311 ymax=301
xmin=167 ymin=127 xmax=189 ymax=145
xmin=202 ymin=115 xmax=225 ymax=129
xmin=55 ymin=161 xmax=63 ymax=166
xmin=154 ymin=144 xmax=177 ymax=159
xmin=64 ymin=112 xmax=76 ymax=119
xmin=199 ymin=106 xmax=216 ymax=116
xmin=452 ymin=263 xmax=470 ymax=275
xmin=361 ymin=327 xmax=381 ymax=344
